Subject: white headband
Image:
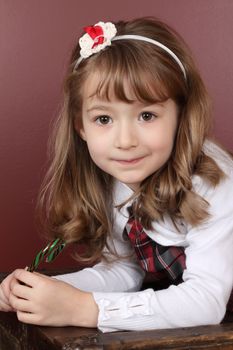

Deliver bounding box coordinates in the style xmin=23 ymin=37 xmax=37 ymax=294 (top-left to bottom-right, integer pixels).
xmin=73 ymin=21 xmax=187 ymax=80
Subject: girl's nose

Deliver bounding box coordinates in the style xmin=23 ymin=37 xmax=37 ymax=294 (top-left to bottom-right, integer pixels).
xmin=114 ymin=121 xmax=138 ymax=149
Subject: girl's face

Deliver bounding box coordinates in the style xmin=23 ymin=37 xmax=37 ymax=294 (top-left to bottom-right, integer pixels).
xmin=79 ymin=74 xmax=178 ymax=191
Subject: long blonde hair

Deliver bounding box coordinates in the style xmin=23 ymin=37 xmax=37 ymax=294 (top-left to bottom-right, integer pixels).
xmin=37 ymin=17 xmax=225 ymax=263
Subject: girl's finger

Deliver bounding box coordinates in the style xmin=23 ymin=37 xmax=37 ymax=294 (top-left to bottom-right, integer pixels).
xmin=13 ymin=269 xmax=40 ymax=288
xmin=11 ymin=282 xmax=32 ymax=300
xmin=1 ymin=272 xmax=15 ymax=298
xmin=0 ymin=299 xmax=13 ymax=312
xmin=10 ymin=275 xmax=20 ymax=288
xmin=16 ymin=310 xmax=41 ymax=325
xmin=9 ymin=293 xmax=34 ymax=313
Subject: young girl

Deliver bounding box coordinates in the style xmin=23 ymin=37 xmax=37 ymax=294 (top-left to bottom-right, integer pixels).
xmin=1 ymin=17 xmax=233 ymax=332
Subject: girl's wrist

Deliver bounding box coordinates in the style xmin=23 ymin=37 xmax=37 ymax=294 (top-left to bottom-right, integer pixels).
xmin=71 ymin=290 xmax=99 ymax=328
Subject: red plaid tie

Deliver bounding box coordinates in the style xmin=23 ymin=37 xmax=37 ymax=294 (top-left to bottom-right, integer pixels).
xmin=124 ymin=206 xmax=186 ymax=284
xmin=124 ymin=206 xmax=233 ymax=312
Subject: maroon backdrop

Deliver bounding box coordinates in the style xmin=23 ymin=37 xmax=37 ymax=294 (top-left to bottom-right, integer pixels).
xmin=1 ymin=0 xmax=233 ymax=271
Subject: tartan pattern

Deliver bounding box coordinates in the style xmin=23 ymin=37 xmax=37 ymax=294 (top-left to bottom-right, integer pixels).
xmin=124 ymin=208 xmax=186 ymax=284
xmin=124 ymin=206 xmax=233 ymax=312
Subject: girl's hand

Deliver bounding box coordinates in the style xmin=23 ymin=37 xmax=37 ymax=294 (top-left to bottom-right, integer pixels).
xmin=9 ymin=269 xmax=99 ymax=327
xmin=0 ymin=272 xmax=15 ymax=312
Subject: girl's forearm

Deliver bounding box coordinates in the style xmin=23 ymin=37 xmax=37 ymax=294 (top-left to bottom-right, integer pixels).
xmin=71 ymin=291 xmax=99 ymax=328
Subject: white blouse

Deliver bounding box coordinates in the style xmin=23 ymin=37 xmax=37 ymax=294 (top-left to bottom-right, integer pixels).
xmin=55 ymin=141 xmax=233 ymax=332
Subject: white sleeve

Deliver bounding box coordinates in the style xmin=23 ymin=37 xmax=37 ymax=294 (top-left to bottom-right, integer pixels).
xmin=93 ymin=173 xmax=233 ymax=332
xmin=54 ymin=228 xmax=145 ymax=293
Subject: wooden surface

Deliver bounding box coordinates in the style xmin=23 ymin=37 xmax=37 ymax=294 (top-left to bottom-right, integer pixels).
xmin=1 ymin=312 xmax=233 ymax=350
xmin=1 ymin=272 xmax=233 ymax=349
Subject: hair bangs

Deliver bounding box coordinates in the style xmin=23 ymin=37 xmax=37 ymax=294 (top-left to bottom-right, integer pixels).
xmin=86 ymin=44 xmax=173 ymax=104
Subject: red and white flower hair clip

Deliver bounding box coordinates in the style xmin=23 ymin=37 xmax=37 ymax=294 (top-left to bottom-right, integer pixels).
xmin=76 ymin=22 xmax=116 ymax=63
xmin=73 ymin=21 xmax=187 ymax=80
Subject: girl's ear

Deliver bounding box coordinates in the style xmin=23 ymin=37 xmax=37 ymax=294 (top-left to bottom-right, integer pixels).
xmin=74 ymin=119 xmax=87 ymax=141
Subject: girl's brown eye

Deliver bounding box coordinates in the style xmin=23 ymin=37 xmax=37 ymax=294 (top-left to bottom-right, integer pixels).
xmin=140 ymin=111 xmax=156 ymax=121
xmin=96 ymin=115 xmax=112 ymax=125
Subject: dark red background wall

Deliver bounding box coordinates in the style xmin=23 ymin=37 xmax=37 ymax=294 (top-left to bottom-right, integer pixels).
xmin=1 ymin=0 xmax=233 ymax=272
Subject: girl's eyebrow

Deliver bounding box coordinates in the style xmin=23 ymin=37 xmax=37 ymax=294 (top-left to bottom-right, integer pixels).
xmin=86 ymin=104 xmax=113 ymax=113
xmin=86 ymin=101 xmax=167 ymax=113
xmin=141 ymin=100 xmax=166 ymax=107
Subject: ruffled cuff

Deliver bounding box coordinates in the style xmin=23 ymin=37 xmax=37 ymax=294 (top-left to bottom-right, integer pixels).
xmin=93 ymin=289 xmax=155 ymax=332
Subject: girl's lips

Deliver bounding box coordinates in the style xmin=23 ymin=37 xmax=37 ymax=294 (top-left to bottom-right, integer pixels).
xmin=114 ymin=157 xmax=145 ymax=164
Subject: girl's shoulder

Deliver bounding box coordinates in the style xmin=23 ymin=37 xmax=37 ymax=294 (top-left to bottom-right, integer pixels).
xmin=203 ymin=139 xmax=233 ymax=174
